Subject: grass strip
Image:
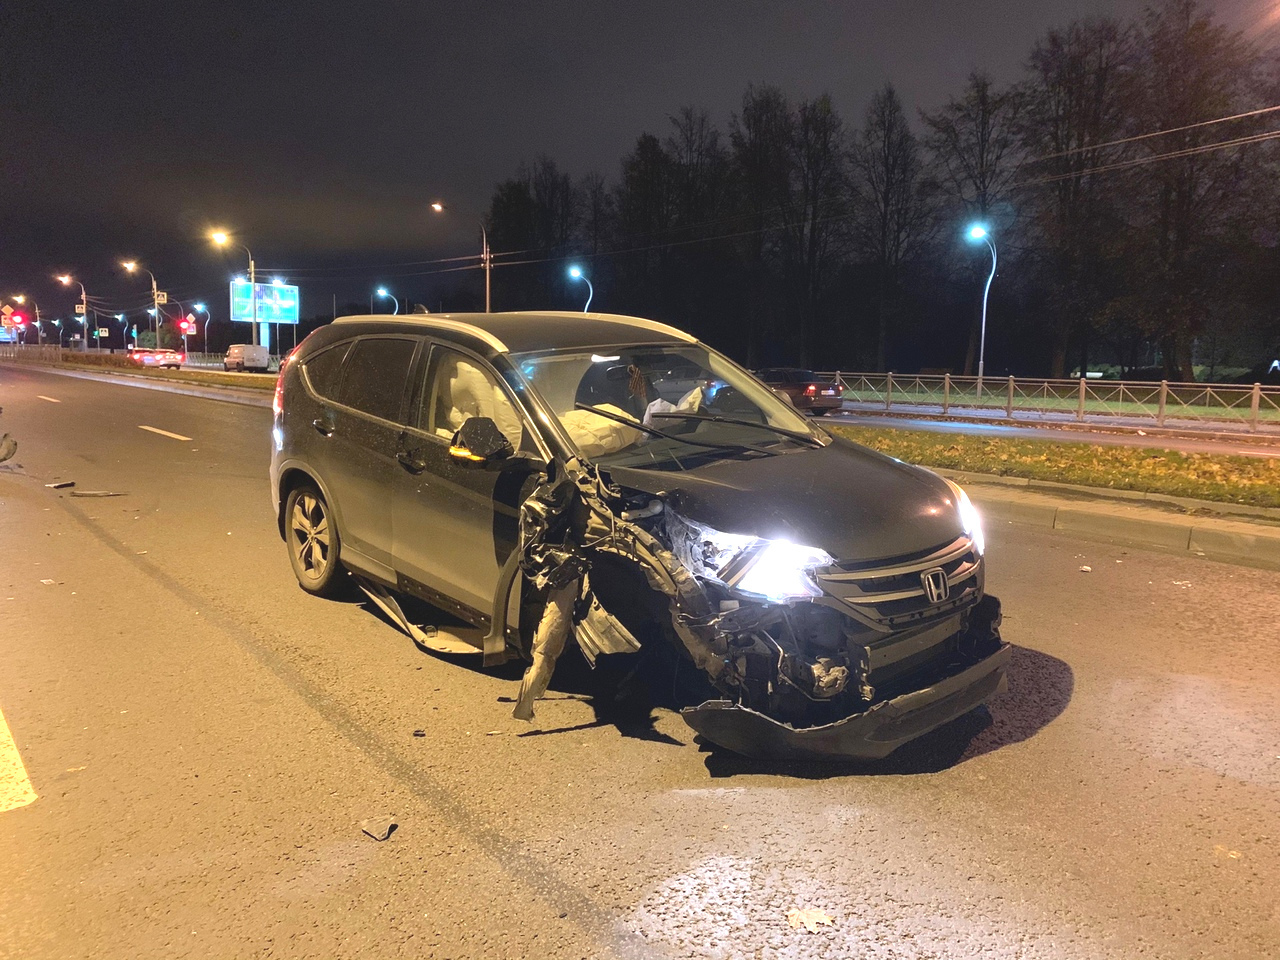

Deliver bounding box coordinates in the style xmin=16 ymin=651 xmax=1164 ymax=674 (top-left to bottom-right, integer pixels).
xmin=826 ymin=423 xmax=1280 ymax=508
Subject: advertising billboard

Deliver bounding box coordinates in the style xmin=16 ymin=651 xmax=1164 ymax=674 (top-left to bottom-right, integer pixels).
xmin=229 ymin=280 xmax=300 ymax=324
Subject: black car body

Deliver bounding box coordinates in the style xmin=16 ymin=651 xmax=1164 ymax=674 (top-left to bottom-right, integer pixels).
xmin=270 ymin=312 xmax=1007 ymax=760
xmin=754 ymin=368 xmax=843 ymax=415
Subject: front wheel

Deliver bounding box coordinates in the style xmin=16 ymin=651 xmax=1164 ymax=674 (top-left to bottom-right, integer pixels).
xmin=285 ymin=483 xmax=344 ymax=596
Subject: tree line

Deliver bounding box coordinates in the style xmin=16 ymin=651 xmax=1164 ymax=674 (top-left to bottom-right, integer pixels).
xmin=482 ymin=0 xmax=1279 ymax=381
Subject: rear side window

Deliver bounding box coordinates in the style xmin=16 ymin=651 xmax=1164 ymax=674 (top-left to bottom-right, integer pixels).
xmin=302 ymin=343 xmax=350 ymax=400
xmin=337 ymin=338 xmax=418 ymax=422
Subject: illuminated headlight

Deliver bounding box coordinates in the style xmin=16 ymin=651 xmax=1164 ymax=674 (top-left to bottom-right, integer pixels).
xmin=949 ymin=482 xmax=985 ymax=555
xmin=700 ymin=530 xmax=834 ymax=602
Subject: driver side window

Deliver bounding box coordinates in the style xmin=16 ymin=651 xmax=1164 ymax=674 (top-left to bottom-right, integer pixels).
xmin=419 ymin=348 xmax=525 ymax=449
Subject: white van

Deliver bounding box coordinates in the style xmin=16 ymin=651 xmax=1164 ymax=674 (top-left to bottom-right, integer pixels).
xmin=224 ymin=344 xmax=270 ymax=372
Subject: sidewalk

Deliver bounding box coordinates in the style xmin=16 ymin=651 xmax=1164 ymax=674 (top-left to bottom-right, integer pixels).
xmin=942 ymin=468 xmax=1280 ymax=571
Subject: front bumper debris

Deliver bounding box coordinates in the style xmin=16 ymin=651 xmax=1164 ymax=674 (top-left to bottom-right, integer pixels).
xmin=680 ymin=641 xmax=1011 ymax=761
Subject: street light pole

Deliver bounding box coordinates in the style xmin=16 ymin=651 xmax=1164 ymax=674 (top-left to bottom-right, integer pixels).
xmin=121 ymin=261 xmax=161 ymax=343
xmin=567 ymin=265 xmax=593 ymax=313
xmin=56 ymin=276 xmax=89 ymax=351
xmin=431 ymin=201 xmax=491 ymax=312
xmin=966 ymin=224 xmax=997 ymax=396
xmin=376 ymin=288 xmax=399 ymax=314
xmin=211 ymin=232 xmax=257 ymax=348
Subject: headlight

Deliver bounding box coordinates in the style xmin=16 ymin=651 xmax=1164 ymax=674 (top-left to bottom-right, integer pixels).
xmin=699 ymin=530 xmax=834 ymax=602
xmin=949 ymin=482 xmax=985 ymax=556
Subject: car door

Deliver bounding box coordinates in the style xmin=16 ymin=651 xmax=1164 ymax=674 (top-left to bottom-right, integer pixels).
xmin=320 ymin=335 xmax=421 ymax=578
xmin=391 ymin=344 xmax=542 ymax=619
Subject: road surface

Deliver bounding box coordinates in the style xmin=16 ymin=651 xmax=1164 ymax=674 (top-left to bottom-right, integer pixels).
xmin=2 ymin=364 xmax=1278 ymax=959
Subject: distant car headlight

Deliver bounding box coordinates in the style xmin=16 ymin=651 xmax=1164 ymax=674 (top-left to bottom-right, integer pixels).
xmin=949 ymin=482 xmax=985 ymax=556
xmin=699 ymin=530 xmax=835 ymax=602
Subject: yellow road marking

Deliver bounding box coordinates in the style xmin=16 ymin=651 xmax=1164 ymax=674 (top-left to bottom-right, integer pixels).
xmin=138 ymin=425 xmax=192 ymax=442
xmin=37 ymin=395 xmax=61 ymax=403
xmin=0 ymin=702 xmax=37 ymax=813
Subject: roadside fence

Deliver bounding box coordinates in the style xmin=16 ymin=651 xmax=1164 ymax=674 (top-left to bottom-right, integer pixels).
xmin=819 ymin=371 xmax=1280 ymax=434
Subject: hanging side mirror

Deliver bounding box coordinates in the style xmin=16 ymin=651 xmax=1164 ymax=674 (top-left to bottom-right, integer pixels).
xmin=449 ymin=416 xmax=514 ymax=464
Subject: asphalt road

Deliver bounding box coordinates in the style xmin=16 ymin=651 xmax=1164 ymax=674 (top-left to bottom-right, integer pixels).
xmin=2 ymin=364 xmax=1279 ymax=960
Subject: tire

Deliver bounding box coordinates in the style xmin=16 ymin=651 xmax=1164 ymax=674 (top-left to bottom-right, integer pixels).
xmin=285 ymin=483 xmax=344 ymax=597
xmin=812 ymin=408 xmax=830 ymax=417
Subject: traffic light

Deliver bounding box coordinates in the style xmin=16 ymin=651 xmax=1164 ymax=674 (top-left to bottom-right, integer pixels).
xmin=11 ymin=312 xmax=26 ymax=327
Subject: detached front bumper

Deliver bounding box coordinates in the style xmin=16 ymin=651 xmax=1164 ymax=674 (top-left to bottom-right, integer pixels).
xmin=681 ymin=640 xmax=1010 ymax=761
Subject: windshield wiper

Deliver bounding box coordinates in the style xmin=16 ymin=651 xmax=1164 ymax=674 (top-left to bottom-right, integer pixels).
xmin=572 ymin=403 xmax=776 ymax=456
xmin=648 ymin=410 xmax=825 ymax=448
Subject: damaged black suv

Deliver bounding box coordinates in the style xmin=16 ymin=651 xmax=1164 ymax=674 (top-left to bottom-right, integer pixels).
xmin=270 ymin=312 xmax=1009 ymax=760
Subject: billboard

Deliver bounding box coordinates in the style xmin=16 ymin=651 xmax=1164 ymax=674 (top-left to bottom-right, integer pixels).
xmin=229 ymin=280 xmax=300 ymax=324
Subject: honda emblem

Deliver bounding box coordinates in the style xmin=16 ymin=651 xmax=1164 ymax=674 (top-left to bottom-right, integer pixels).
xmin=921 ymin=568 xmax=949 ymax=604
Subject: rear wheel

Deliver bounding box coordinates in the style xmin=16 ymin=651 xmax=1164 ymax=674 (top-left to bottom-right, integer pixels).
xmin=285 ymin=483 xmax=343 ymax=596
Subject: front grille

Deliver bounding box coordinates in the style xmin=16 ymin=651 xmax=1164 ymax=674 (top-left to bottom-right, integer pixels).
xmin=815 ymin=536 xmax=982 ymax=629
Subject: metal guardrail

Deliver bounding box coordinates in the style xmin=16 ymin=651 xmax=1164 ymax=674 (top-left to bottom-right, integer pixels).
xmin=818 ymin=372 xmax=1280 ymax=434
xmin=0 ymin=344 xmax=63 ymax=363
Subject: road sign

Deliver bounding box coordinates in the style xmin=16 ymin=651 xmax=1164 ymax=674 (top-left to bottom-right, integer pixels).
xmin=155 ymin=292 xmax=169 ymax=304
xmin=97 ymin=327 xmax=109 ymax=337
xmin=75 ymin=303 xmax=86 ymax=314
xmin=1 ymin=304 xmax=12 ymax=317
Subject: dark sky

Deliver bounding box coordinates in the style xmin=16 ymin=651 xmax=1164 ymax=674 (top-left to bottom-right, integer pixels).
xmin=2 ymin=0 xmax=1272 ymax=321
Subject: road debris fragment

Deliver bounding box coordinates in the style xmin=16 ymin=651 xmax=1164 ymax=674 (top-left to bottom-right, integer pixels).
xmin=359 ymin=816 xmax=398 ymax=841
xmin=412 ymin=730 xmax=426 ymax=738
xmin=786 ymin=908 xmax=835 ymax=933
xmin=1079 ymin=565 xmax=1092 ymax=573
xmin=44 ymin=481 xmax=74 ymax=489
xmin=39 ymin=579 xmax=55 ymax=585
xmin=70 ymin=491 xmax=126 ymax=498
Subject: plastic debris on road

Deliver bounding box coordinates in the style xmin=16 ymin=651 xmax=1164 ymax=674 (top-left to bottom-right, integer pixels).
xmin=44 ymin=481 xmax=74 ymax=489
xmin=359 ymin=816 xmax=398 ymax=841
xmin=1079 ymin=565 xmax=1092 ymax=572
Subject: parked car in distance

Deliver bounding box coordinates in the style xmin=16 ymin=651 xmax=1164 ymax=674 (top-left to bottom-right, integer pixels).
xmin=127 ymin=348 xmax=185 ymax=369
xmin=225 ymin=343 xmax=270 ymax=372
xmin=270 ymin=312 xmax=1006 ymax=761
xmin=754 ymin=368 xmax=843 ymax=415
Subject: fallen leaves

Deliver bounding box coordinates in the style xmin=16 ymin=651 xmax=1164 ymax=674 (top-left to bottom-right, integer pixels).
xmin=786 ymin=908 xmax=835 ymax=933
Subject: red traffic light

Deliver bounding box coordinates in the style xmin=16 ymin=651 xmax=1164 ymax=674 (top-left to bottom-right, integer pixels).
xmin=11 ymin=313 xmax=26 ymax=326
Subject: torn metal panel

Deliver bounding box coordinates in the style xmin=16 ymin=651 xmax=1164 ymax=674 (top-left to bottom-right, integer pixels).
xmin=573 ymin=578 xmax=642 ymax=666
xmin=355 ymin=577 xmax=482 ymax=655
xmin=513 ymin=579 xmax=578 ymax=720
xmin=681 ymin=642 xmax=1011 ymax=761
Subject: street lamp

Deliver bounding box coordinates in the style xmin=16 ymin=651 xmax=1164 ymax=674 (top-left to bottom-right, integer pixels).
xmin=12 ymin=295 xmax=42 ymax=345
xmin=376 ymin=287 xmax=399 ymax=315
xmin=211 ymin=230 xmax=259 ymax=347
xmin=194 ymin=302 xmax=209 ymax=353
xmin=966 ymin=223 xmax=997 ymax=393
xmin=56 ymin=275 xmax=90 ymax=351
xmin=116 ymin=314 xmax=128 ymax=350
xmin=121 ymin=260 xmax=160 ymax=342
xmin=567 ymin=265 xmax=593 ymax=313
xmin=430 ymin=201 xmax=490 ymax=312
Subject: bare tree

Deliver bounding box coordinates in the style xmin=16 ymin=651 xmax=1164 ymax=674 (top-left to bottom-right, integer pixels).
xmin=783 ymin=94 xmax=847 ymax=365
xmin=922 ymin=73 xmax=1022 ymax=373
xmin=851 ymin=83 xmax=932 ymax=370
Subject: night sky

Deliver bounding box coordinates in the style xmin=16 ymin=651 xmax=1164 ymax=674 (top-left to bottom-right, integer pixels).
xmin=3 ymin=0 xmax=1271 ymax=324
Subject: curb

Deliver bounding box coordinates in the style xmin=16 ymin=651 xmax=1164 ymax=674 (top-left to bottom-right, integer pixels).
xmin=3 ymin=362 xmax=272 ymax=409
xmin=950 ymin=474 xmax=1280 ymax=571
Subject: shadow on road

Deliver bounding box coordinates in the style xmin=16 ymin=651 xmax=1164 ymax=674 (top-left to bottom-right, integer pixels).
xmin=341 ymin=583 xmax=1073 ymax=773
xmin=700 ymin=644 xmax=1074 ymax=779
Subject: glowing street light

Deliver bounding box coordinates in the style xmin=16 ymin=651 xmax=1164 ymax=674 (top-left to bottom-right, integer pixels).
xmin=56 ymin=274 xmax=90 ymax=351
xmin=211 ymin=229 xmax=259 ymax=346
xmin=966 ymin=223 xmax=997 ymax=392
xmin=121 ymin=260 xmax=161 ymax=340
xmin=193 ymin=302 xmax=210 ymax=352
xmin=376 ymin=287 xmax=399 ymax=315
xmin=12 ymin=295 xmax=42 ymax=344
xmin=430 ymin=200 xmax=490 ymax=312
xmin=567 ymin=264 xmax=593 ymax=313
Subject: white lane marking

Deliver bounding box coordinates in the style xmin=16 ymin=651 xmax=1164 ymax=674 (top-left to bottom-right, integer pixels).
xmin=37 ymin=395 xmax=61 ymax=403
xmin=138 ymin=425 xmax=193 ymax=442
xmin=0 ymin=702 xmax=37 ymax=813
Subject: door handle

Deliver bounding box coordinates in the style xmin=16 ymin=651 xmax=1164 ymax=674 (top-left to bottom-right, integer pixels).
xmin=312 ymin=418 xmax=334 ymax=437
xmin=396 ymin=449 xmax=426 ymax=473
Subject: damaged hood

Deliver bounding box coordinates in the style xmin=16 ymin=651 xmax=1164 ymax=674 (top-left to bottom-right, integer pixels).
xmin=606 ymin=436 xmax=964 ymax=563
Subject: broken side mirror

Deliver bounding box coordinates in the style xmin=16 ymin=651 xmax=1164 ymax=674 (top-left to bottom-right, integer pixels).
xmin=449 ymin=416 xmax=514 ymax=465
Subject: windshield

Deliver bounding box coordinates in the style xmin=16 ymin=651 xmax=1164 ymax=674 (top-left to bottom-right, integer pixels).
xmin=510 ymin=342 xmax=826 ymax=469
